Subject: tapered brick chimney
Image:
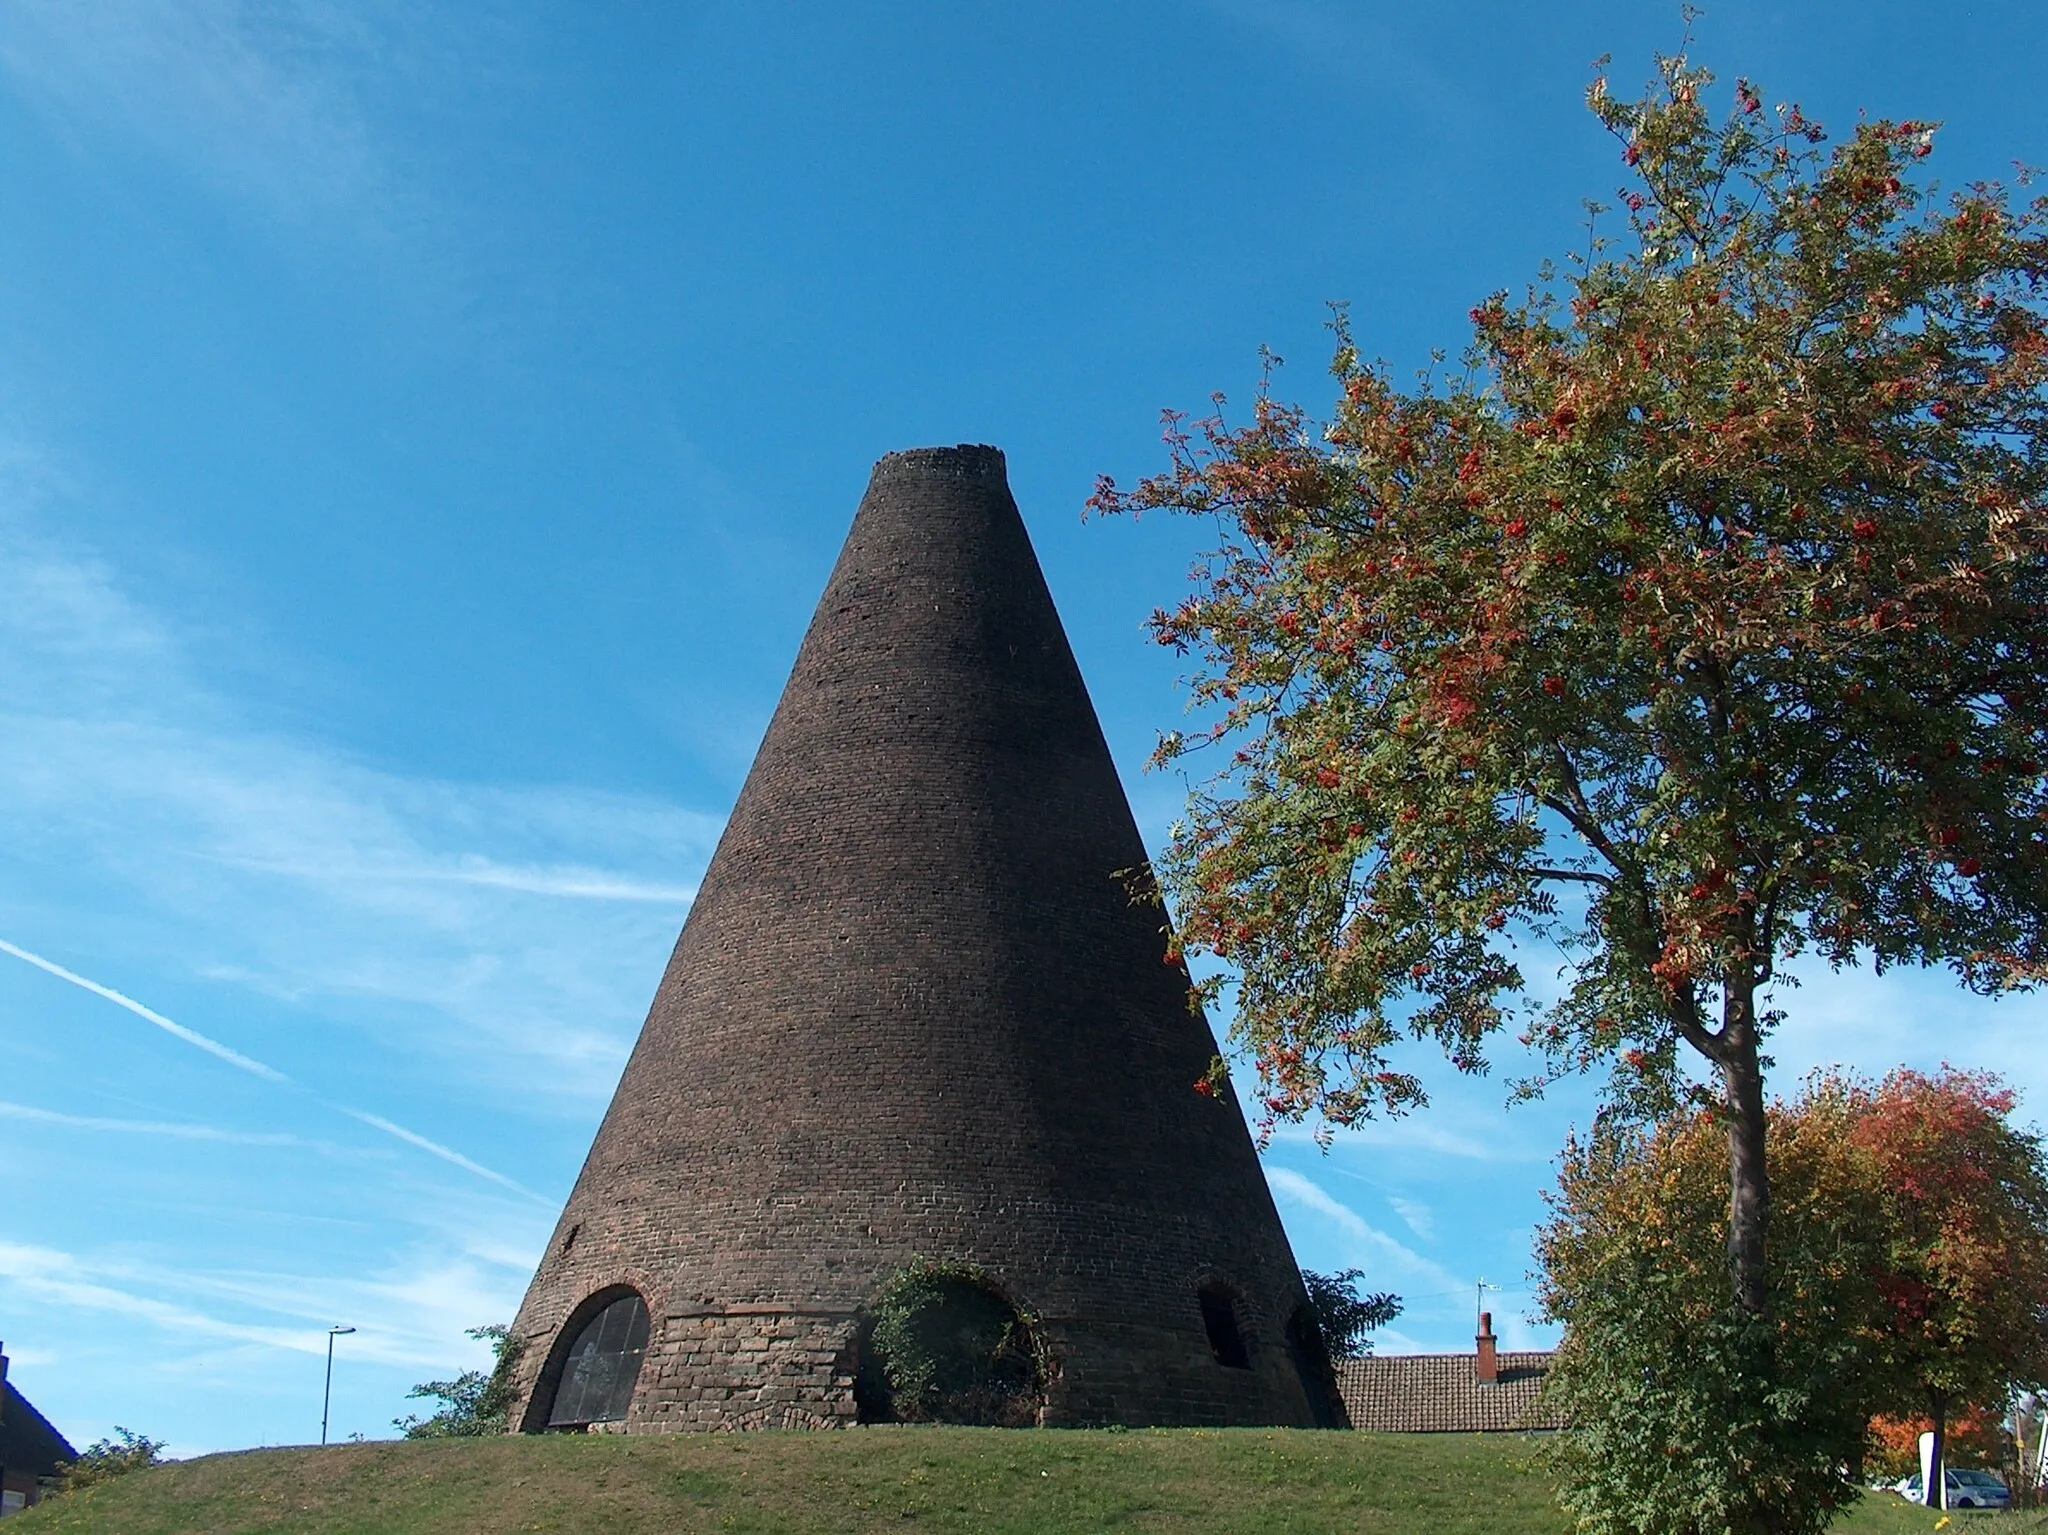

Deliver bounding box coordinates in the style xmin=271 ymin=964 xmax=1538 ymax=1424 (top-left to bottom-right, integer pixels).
xmin=1476 ymin=1311 xmax=1498 ymax=1385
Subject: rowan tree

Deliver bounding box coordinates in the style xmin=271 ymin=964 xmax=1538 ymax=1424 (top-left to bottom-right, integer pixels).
xmin=1093 ymin=51 xmax=2048 ymax=1314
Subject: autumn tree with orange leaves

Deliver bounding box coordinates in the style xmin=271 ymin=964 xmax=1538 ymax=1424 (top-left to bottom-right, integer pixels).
xmin=1094 ymin=52 xmax=2048 ymax=1319
xmin=1854 ymin=1069 xmax=2048 ymax=1503
xmin=1866 ymin=1408 xmax=2002 ymax=1481
xmin=1537 ymin=1074 xmax=1885 ymax=1535
xmin=1538 ymin=1068 xmax=2048 ymax=1531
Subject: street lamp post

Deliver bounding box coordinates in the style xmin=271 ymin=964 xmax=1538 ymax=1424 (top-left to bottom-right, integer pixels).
xmin=321 ymin=1326 xmax=356 ymax=1446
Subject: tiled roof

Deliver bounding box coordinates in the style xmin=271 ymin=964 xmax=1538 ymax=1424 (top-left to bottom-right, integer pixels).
xmin=1337 ymin=1351 xmax=1561 ymax=1433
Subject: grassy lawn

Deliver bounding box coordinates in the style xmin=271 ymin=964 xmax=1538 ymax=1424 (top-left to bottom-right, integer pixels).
xmin=1841 ymin=1500 xmax=2048 ymax=1535
xmin=12 ymin=1427 xmax=2041 ymax=1535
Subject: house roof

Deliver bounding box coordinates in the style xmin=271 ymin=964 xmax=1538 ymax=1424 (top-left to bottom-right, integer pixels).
xmin=1 ymin=1380 xmax=78 ymax=1480
xmin=1337 ymin=1351 xmax=1561 ymax=1433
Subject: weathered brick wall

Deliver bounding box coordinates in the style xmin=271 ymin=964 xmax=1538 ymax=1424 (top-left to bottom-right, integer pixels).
xmin=509 ymin=445 xmax=1338 ymax=1431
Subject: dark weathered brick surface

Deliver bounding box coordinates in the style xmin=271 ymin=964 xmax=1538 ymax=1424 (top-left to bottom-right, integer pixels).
xmin=509 ymin=445 xmax=1336 ymax=1431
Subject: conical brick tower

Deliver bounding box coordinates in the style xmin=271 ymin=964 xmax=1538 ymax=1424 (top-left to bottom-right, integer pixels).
xmin=508 ymin=445 xmax=1341 ymax=1431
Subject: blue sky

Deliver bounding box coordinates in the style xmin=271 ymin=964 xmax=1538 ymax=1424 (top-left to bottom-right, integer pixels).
xmin=2 ymin=0 xmax=2044 ymax=1457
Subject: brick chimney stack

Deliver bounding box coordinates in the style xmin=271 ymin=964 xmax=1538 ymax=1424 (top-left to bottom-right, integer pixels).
xmin=1476 ymin=1311 xmax=1498 ymax=1385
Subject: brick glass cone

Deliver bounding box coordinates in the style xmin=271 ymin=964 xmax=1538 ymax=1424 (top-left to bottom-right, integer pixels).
xmin=507 ymin=446 xmax=1342 ymax=1431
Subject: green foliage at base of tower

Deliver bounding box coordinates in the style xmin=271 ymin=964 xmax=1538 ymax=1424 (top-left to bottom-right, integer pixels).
xmin=396 ymin=1325 xmax=524 ymax=1439
xmin=856 ymin=1260 xmax=1046 ymax=1427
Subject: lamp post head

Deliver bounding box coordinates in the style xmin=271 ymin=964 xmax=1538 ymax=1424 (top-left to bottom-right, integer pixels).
xmin=329 ymin=1326 xmax=356 ymax=1336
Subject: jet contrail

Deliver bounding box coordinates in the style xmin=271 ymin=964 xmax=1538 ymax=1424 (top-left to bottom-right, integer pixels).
xmin=0 ymin=935 xmax=544 ymax=1202
xmin=337 ymin=1109 xmax=546 ymax=1203
xmin=0 ymin=1099 xmax=321 ymax=1147
xmin=0 ymin=936 xmax=288 ymax=1082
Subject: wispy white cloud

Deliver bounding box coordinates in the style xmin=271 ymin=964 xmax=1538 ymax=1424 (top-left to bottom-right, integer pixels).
xmin=220 ymin=853 xmax=698 ymax=906
xmin=0 ymin=1240 xmax=320 ymax=1356
xmin=0 ymin=0 xmax=428 ymax=232
xmin=0 ymin=1100 xmax=329 ymax=1149
xmin=0 ymin=1238 xmax=531 ymax=1374
xmin=1266 ymin=1114 xmax=1546 ymax=1164
xmin=1368 ymin=1325 xmax=1431 ymax=1355
xmin=1389 ymin=1194 xmax=1436 ymax=1243
xmin=0 ymin=481 xmax=718 ymax=1102
xmin=147 ymin=1250 xmax=533 ymax=1366
xmin=1265 ymin=1166 xmax=1466 ymax=1296
xmin=0 ymin=936 xmax=551 ymax=1200
xmin=1757 ymin=961 xmax=2048 ymax=1124
xmin=0 ymin=721 xmax=711 ymax=1090
xmin=1494 ymin=1310 xmax=1556 ymax=1352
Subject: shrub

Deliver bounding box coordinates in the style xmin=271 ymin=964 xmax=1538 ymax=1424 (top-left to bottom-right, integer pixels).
xmin=58 ymin=1427 xmax=165 ymax=1492
xmin=1300 ymin=1269 xmax=1402 ymax=1358
xmin=855 ymin=1260 xmax=1045 ymax=1426
xmin=1538 ymin=1095 xmax=1883 ymax=1535
xmin=396 ymin=1323 xmax=525 ymax=1438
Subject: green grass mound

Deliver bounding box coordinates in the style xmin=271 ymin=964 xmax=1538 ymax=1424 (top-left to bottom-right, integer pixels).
xmin=11 ymin=1427 xmax=2005 ymax=1535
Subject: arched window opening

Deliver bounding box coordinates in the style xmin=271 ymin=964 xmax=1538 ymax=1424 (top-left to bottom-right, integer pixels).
xmin=1199 ymin=1283 xmax=1251 ymax=1370
xmin=545 ymin=1291 xmax=649 ymax=1429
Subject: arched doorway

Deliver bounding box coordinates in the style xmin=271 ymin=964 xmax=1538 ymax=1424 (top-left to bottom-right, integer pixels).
xmin=541 ymin=1290 xmax=649 ymax=1430
xmin=853 ymin=1263 xmax=1045 ymax=1426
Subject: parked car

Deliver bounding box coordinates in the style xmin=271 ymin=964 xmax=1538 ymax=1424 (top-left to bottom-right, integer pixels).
xmin=1889 ymin=1470 xmax=2012 ymax=1509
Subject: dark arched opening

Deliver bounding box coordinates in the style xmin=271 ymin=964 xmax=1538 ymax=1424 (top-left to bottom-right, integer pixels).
xmin=522 ymin=1288 xmax=650 ymax=1432
xmin=1198 ymin=1282 xmax=1251 ymax=1369
xmin=853 ymin=1262 xmax=1044 ymax=1426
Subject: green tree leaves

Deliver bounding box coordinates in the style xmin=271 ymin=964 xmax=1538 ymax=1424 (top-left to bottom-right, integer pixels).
xmin=854 ymin=1261 xmax=1045 ymax=1427
xmin=1299 ymin=1269 xmax=1402 ymax=1359
xmin=396 ymin=1324 xmax=523 ymax=1439
xmin=1096 ymin=47 xmax=2048 ymax=1313
xmin=57 ymin=1427 xmax=166 ymax=1493
xmin=1537 ymin=1069 xmax=2048 ymax=1535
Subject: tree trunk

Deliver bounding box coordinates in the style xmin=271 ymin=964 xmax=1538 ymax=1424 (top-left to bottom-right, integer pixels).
xmin=1721 ymin=991 xmax=1770 ymax=1315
